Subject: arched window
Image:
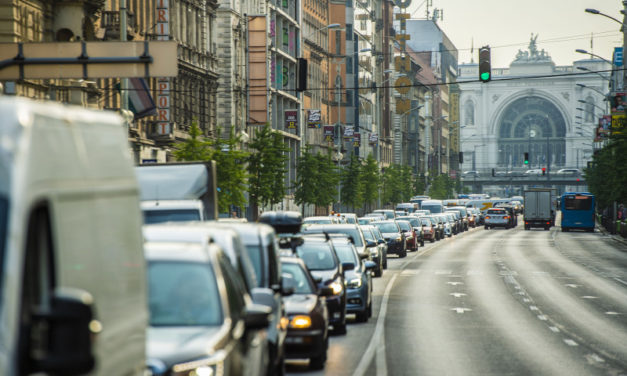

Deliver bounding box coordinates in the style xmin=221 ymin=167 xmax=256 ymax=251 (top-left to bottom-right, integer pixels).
xmin=464 ymin=100 xmax=475 ymax=125
xmin=584 ymin=96 xmax=595 ymax=122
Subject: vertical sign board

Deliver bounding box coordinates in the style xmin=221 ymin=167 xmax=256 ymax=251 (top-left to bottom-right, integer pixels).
xmin=285 ymin=110 xmax=298 ymax=130
xmin=156 ymin=0 xmax=171 ymax=135
xmin=307 ymin=109 xmax=321 ymax=128
xmin=449 ymin=91 xmax=460 ymax=155
xmin=248 ymin=16 xmax=268 ymax=125
xmin=323 ymin=125 xmax=335 ymax=142
xmin=393 ymin=0 xmax=411 ymax=114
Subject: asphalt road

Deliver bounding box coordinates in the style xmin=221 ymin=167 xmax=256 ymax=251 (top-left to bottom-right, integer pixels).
xmin=287 ymin=217 xmax=627 ymax=376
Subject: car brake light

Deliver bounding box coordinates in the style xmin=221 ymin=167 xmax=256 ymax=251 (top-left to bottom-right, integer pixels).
xmin=504 ymin=216 xmax=509 ymax=219
xmin=485 ymin=216 xmax=490 ymax=219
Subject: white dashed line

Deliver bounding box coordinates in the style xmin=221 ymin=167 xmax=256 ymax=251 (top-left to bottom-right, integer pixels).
xmin=605 ymin=311 xmax=621 ymax=315
xmin=563 ymin=339 xmax=578 ymax=347
xmin=529 ymin=306 xmax=539 ymax=311
xmin=580 ymin=296 xmax=598 ymax=299
xmin=537 ymin=315 xmax=547 ymax=321
xmin=549 ymin=326 xmax=560 ymax=333
xmin=450 ymin=293 xmax=466 ymax=298
xmin=614 ymin=278 xmax=627 ymax=286
xmin=523 ymin=298 xmax=531 ymax=303
xmin=447 ymin=281 xmax=464 ymax=286
xmin=585 ymin=353 xmax=605 ymax=363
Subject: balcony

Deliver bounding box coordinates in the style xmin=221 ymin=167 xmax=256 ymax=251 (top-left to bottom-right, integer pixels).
xmin=100 ymin=11 xmax=136 ymax=40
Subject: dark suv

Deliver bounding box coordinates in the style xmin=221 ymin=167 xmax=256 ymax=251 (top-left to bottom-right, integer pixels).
xmin=371 ymin=220 xmax=406 ymax=258
xmin=295 ymin=236 xmax=348 ymax=334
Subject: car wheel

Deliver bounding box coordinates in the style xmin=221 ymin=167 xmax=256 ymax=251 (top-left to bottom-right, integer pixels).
xmin=420 ymin=240 xmax=425 ymax=247
xmin=430 ymin=238 xmax=435 ymax=243
xmin=309 ymin=349 xmax=326 ymax=370
xmin=334 ymin=322 xmax=347 ymax=335
xmin=355 ymin=309 xmax=368 ymax=323
xmin=368 ymin=301 xmax=372 ymax=317
xmin=399 ymin=248 xmax=407 ymax=258
xmin=383 ymin=258 xmax=388 ymax=269
xmin=271 ymin=354 xmax=286 ymax=376
xmin=374 ymin=265 xmax=382 ymax=278
xmin=484 ymin=225 xmax=489 ymax=230
xmin=544 ymin=227 xmax=549 ymax=231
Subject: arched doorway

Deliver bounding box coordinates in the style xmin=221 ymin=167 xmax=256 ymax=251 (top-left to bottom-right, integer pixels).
xmin=497 ymin=96 xmax=566 ymax=168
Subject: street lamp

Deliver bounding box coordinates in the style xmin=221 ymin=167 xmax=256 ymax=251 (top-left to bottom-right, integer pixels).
xmin=585 ymin=8 xmax=623 ymax=25
xmin=576 ymin=66 xmax=610 ymax=81
xmin=575 ymin=49 xmax=614 ymax=65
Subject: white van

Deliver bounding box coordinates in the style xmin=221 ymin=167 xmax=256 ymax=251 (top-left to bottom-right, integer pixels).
xmin=0 ymin=98 xmax=147 ymax=376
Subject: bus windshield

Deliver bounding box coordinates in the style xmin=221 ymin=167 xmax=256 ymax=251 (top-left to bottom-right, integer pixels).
xmin=563 ymin=196 xmax=593 ymax=211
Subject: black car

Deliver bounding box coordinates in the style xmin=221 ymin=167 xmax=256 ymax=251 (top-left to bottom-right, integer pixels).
xmin=295 ymin=236 xmax=348 ymax=334
xmin=371 ymin=220 xmax=406 ymax=258
xmin=280 ymin=256 xmax=332 ymax=370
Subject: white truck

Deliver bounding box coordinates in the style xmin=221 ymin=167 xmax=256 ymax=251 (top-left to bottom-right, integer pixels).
xmin=135 ymin=162 xmax=219 ymax=223
xmin=523 ymin=188 xmax=554 ymax=230
xmin=0 ymin=97 xmax=147 ymax=375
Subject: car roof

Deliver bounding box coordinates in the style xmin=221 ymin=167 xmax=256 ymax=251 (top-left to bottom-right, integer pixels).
xmin=144 ymin=241 xmax=220 ymax=263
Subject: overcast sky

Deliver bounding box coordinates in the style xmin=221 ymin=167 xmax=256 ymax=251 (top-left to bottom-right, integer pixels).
xmin=405 ymin=0 xmax=624 ymax=68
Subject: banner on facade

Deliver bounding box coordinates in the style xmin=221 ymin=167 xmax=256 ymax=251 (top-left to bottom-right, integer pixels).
xmin=353 ymin=133 xmax=361 ymax=147
xmin=307 ymin=109 xmax=321 ymax=128
xmin=343 ymin=125 xmax=355 ymax=141
xmin=323 ymin=125 xmax=335 ymax=142
xmin=611 ymin=92 xmax=626 ymax=113
xmin=611 ymin=113 xmax=626 ymax=134
xmin=285 ymin=109 xmax=298 ymax=129
xmin=369 ymin=133 xmax=378 ymax=145
xmin=596 ymin=115 xmax=611 ymax=141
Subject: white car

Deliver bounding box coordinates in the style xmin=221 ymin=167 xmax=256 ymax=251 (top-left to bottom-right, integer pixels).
xmin=524 ymin=169 xmax=543 ymax=176
xmin=556 ymin=168 xmax=581 ymax=176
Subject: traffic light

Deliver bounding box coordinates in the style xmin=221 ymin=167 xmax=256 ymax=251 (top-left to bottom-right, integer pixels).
xmin=492 ymin=168 xmax=495 ymax=177
xmin=542 ymin=167 xmax=546 ymax=175
xmin=479 ymin=46 xmax=491 ymax=82
xmin=459 ymin=152 xmax=464 ymax=164
xmin=297 ymin=58 xmax=307 ymax=92
xmin=524 ymin=152 xmax=529 ymax=165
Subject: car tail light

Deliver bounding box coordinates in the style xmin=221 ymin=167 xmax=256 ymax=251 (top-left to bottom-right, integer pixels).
xmin=485 ymin=216 xmax=490 ymax=219
xmin=504 ymin=216 xmax=509 ymax=219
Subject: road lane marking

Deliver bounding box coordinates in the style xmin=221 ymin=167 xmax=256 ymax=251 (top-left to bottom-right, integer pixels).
xmin=450 ymin=293 xmax=466 ymax=298
xmin=529 ymin=306 xmax=539 ymax=311
xmin=400 ymin=270 xmax=420 ymax=276
xmin=585 ymin=353 xmax=605 ymax=363
xmin=352 ymin=273 xmax=398 ymax=376
xmin=523 ymin=298 xmax=531 ymax=303
xmin=565 ymin=284 xmax=580 ymax=288
xmin=614 ymin=277 xmax=627 ymax=286
xmin=563 ymin=339 xmax=578 ymax=346
xmin=580 ymin=296 xmax=598 ymax=299
xmin=447 ymin=281 xmax=464 ymax=286
xmin=537 ymin=315 xmax=547 ymax=321
xmin=451 ymin=307 xmax=472 ymax=314
xmin=605 ymin=311 xmax=621 ymax=315
xmin=549 ymin=326 xmax=560 ymax=333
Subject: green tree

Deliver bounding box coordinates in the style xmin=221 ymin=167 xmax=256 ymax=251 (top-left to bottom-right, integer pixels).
xmin=360 ymin=153 xmax=380 ymax=211
xmin=382 ymin=164 xmax=403 ymax=205
xmin=248 ymin=124 xmax=289 ymax=217
xmin=585 ymin=134 xmax=627 ymax=209
xmin=429 ymin=173 xmax=455 ymax=199
xmin=294 ymin=147 xmax=339 ymax=212
xmin=173 ymin=124 xmax=249 ymax=213
xmin=340 ymin=154 xmax=363 ymax=210
xmin=400 ymin=165 xmax=413 ymax=201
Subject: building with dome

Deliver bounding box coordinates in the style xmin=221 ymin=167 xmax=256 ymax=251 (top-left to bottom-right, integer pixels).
xmin=458 ymin=36 xmax=610 ymax=182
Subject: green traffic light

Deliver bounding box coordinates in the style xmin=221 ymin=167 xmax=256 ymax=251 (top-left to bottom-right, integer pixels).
xmin=524 ymin=160 xmax=528 ymax=164
xmin=480 ymin=72 xmax=490 ymax=81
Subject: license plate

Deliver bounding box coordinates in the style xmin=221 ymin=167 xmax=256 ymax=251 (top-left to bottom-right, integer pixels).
xmin=285 ymin=337 xmax=304 ymax=344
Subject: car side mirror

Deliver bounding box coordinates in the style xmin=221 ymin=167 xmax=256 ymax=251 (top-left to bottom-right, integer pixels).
xmin=342 ymin=262 xmax=355 ymax=271
xmin=318 ymin=286 xmax=334 ymax=297
xmin=280 ymin=275 xmax=296 ymax=296
xmin=244 ymin=303 xmax=272 ymax=330
xmin=378 ymin=239 xmax=385 ymax=245
xmin=364 ymin=261 xmax=377 ymax=271
xmin=31 ymin=288 xmax=97 ymax=375
xmin=251 ymin=287 xmax=278 ymax=307
xmin=366 ymin=240 xmax=377 ymax=248
xmin=359 ymin=252 xmax=370 ymax=260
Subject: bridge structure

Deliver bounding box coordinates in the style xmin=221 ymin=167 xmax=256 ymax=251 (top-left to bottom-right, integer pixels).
xmin=461 ymin=175 xmax=587 ymax=195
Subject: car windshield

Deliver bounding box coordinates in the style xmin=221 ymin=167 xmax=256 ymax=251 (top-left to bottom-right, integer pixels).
xmin=332 ymin=243 xmax=359 ymax=265
xmin=296 ymin=243 xmax=337 ymax=271
xmin=361 ymin=228 xmax=375 ymax=241
xmin=148 ymin=261 xmax=223 ymax=327
xmin=304 ymin=218 xmax=332 ymax=224
xmin=420 ymin=218 xmax=431 ymax=226
xmin=358 ymin=218 xmax=370 ymax=225
xmin=310 ymin=227 xmax=364 ymax=247
xmin=374 ymin=222 xmax=398 ymax=233
xmin=281 ymin=262 xmax=315 ymax=294
xmin=397 ymin=221 xmax=411 ymax=231
xmin=143 ymin=209 xmax=201 ymax=224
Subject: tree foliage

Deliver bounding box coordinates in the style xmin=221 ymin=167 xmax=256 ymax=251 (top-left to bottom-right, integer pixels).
xmin=294 ymin=147 xmax=339 ymax=210
xmin=360 ymin=154 xmax=380 ymax=210
xmin=585 ymin=134 xmax=627 ymax=209
xmin=247 ymin=124 xmax=290 ymax=211
xmin=173 ymin=122 xmax=249 ymax=213
xmin=341 ymin=154 xmax=363 ymax=210
xmin=429 ymin=173 xmax=455 ymax=199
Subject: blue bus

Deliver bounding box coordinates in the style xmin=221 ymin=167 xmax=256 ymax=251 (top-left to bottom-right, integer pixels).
xmin=560 ymin=192 xmax=595 ymax=232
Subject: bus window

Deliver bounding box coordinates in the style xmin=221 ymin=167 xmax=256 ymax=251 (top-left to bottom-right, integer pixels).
xmin=563 ymin=196 xmax=592 ymax=211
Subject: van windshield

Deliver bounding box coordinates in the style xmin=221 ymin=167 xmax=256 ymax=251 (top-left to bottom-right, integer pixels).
xmin=421 ymin=204 xmax=442 ymax=214
xmin=148 ymin=262 xmax=223 ymax=326
xmin=143 ymin=209 xmax=201 ymax=224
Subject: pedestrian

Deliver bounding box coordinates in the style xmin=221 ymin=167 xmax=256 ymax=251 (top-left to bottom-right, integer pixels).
xmin=619 ymin=204 xmax=625 ymax=221
xmin=231 ymin=211 xmax=238 ymax=219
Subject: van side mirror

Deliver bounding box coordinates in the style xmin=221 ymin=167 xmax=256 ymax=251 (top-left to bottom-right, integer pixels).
xmin=366 ymin=240 xmax=377 ymax=247
xmin=342 ymin=262 xmax=355 ymax=271
xmin=377 ymin=239 xmax=385 ymax=245
xmin=31 ymin=288 xmax=97 ymax=375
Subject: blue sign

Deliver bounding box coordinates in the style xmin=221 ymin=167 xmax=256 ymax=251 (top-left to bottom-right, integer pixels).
xmin=614 ymin=47 xmax=623 ymax=67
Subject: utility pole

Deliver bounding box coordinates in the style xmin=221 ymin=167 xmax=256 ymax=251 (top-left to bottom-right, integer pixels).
xmin=120 ymin=0 xmax=128 ymax=112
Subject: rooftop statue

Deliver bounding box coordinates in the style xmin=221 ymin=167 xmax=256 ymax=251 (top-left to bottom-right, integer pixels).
xmin=514 ymin=33 xmax=553 ymax=63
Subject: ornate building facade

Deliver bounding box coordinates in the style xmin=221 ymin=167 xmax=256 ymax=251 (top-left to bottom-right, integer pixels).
xmin=458 ymin=37 xmax=609 ymax=175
